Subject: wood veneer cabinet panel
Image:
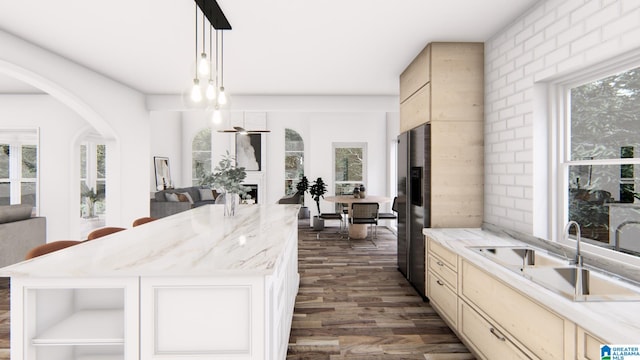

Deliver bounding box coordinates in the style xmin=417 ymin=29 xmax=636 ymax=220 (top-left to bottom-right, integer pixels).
xmin=430 ymin=42 xmax=484 ymax=122
xmin=577 ymin=327 xmax=606 ymax=360
xmin=400 ymin=84 xmax=430 ymax=133
xmin=399 ymin=44 xmax=430 ymax=104
xmin=430 ymin=120 xmax=483 ymax=227
xmin=461 ymin=260 xmax=570 ymax=360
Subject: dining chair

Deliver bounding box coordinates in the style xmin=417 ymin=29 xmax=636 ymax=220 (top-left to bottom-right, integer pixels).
xmin=378 ymin=196 xmax=398 ymax=221
xmin=25 ymin=240 xmax=82 ymax=260
xmin=316 ymin=212 xmax=344 ymax=240
xmin=349 ymin=202 xmax=379 ymax=243
xmin=87 ymin=226 xmax=126 ymax=240
xmin=132 ymin=217 xmax=158 ymax=227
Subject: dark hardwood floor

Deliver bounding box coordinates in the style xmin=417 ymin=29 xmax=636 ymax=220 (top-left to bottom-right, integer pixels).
xmin=288 ymin=221 xmax=474 ymax=359
xmin=0 ymin=277 xmax=8 ymax=360
xmin=0 ymin=221 xmax=473 ymax=360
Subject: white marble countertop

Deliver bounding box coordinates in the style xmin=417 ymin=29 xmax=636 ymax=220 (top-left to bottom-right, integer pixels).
xmin=0 ymin=204 xmax=300 ymax=278
xmin=423 ymin=228 xmax=640 ymax=344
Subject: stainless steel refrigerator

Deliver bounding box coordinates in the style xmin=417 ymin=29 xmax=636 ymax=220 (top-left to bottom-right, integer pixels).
xmin=397 ymin=123 xmax=430 ymax=299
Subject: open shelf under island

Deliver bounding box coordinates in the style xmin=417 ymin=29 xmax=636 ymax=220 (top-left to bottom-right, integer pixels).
xmin=0 ymin=204 xmax=301 ymax=360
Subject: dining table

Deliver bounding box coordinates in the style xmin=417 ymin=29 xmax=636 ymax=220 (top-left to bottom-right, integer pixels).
xmin=323 ymin=195 xmax=392 ymax=239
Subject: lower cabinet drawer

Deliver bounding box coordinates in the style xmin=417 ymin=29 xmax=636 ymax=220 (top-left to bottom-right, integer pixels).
xmin=577 ymin=326 xmax=606 ymax=360
xmin=428 ymin=272 xmax=457 ymax=328
xmin=459 ymin=301 xmax=533 ymax=360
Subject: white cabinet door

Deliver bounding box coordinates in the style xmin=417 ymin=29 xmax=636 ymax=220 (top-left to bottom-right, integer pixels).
xmin=140 ymin=276 xmax=266 ymax=360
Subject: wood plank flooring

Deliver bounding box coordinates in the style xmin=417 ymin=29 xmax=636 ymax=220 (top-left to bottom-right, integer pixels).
xmin=0 ymin=221 xmax=473 ymax=360
xmin=288 ymin=221 xmax=474 ymax=359
xmin=0 ymin=278 xmax=8 ymax=360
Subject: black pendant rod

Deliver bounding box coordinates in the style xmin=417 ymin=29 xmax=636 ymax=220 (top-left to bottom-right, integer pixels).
xmin=194 ymin=0 xmax=232 ymax=30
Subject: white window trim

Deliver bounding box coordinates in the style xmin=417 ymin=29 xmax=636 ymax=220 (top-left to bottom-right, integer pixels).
xmin=332 ymin=142 xmax=367 ymax=195
xmin=549 ymin=50 xmax=640 ymax=268
xmin=0 ymin=129 xmax=39 ymax=211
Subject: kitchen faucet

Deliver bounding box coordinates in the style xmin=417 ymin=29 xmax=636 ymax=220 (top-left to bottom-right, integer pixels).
xmin=614 ymin=221 xmax=640 ymax=252
xmin=564 ymin=221 xmax=583 ymax=267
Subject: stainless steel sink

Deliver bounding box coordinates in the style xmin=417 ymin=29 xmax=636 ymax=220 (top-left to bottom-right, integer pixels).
xmin=470 ymin=246 xmax=566 ymax=269
xmin=469 ymin=245 xmax=640 ymax=302
xmin=521 ymin=266 xmax=640 ymax=302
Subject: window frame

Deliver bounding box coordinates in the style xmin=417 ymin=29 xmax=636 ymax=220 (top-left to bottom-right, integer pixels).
xmin=551 ymin=54 xmax=640 ymax=266
xmin=192 ymin=128 xmax=213 ymax=186
xmin=0 ymin=129 xmax=39 ymax=212
xmin=332 ymin=142 xmax=367 ymax=195
xmin=284 ymin=128 xmax=304 ymax=195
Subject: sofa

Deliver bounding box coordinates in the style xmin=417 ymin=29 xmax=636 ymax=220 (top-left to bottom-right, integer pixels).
xmin=0 ymin=204 xmax=46 ymax=267
xmin=150 ymin=186 xmax=219 ymax=218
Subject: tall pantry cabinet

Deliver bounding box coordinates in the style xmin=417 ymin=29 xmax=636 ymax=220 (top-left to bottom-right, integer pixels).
xmin=399 ymin=42 xmax=484 ymax=228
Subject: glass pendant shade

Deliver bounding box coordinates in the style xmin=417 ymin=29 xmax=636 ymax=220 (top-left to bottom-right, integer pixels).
xmin=198 ymin=53 xmax=209 ymax=76
xmin=206 ymin=80 xmax=216 ymax=100
xmin=218 ymin=86 xmax=227 ymax=105
xmin=212 ymin=106 xmax=222 ymax=124
xmin=190 ymin=78 xmax=202 ymax=102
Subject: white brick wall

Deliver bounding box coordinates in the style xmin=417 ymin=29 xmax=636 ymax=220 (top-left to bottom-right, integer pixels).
xmin=484 ymin=0 xmax=640 ymax=234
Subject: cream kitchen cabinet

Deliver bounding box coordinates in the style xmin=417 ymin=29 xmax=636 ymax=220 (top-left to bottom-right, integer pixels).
xmin=399 ymin=42 xmax=484 ymax=228
xmin=426 ymin=237 xmax=458 ymax=327
xmin=458 ymin=301 xmax=531 ymax=359
xmin=459 ymin=259 xmax=575 ymax=360
xmin=577 ymin=326 xmax=607 ymax=360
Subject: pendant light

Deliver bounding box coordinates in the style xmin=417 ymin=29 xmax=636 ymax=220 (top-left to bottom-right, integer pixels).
xmin=198 ymin=13 xmax=209 ymax=77
xmin=211 ymin=104 xmax=222 ymax=124
xmin=206 ymin=24 xmax=216 ymax=101
xmin=190 ymin=5 xmax=202 ymax=103
xmin=217 ymin=30 xmax=227 ymax=105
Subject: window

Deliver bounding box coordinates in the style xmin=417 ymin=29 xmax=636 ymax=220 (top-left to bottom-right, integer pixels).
xmin=0 ymin=131 xmax=38 ymax=210
xmin=284 ymin=129 xmax=304 ymax=195
xmin=192 ymin=128 xmax=212 ymax=185
xmin=333 ymin=143 xmax=366 ymax=195
xmin=561 ymin=64 xmax=640 ymax=256
xmin=80 ymin=142 xmax=106 ymax=218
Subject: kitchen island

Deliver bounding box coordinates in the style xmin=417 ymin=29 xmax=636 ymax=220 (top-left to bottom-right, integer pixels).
xmin=0 ymin=204 xmax=301 ymax=360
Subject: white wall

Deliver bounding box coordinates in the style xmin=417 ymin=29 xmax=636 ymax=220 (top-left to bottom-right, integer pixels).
xmin=484 ymin=0 xmax=640 ymax=237
xmin=148 ymin=96 xmax=398 ymax=214
xmin=0 ymin=29 xmax=150 ymax=239
xmin=0 ymin=96 xmax=86 ymax=240
xmin=150 ymin=111 xmax=182 ymax=190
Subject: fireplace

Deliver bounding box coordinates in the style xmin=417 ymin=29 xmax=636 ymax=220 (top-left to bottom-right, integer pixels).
xmin=244 ymin=184 xmax=258 ymax=204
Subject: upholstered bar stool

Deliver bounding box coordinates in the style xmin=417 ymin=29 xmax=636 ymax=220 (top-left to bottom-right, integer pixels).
xmin=87 ymin=226 xmax=126 ymax=240
xmin=132 ymin=217 xmax=157 ymax=227
xmin=25 ymin=240 xmax=82 ymax=260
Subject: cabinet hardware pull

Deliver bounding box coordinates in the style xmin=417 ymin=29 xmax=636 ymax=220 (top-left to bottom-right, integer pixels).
xmin=436 ymin=261 xmax=444 ymax=266
xmin=436 ymin=279 xmax=445 ymax=286
xmin=490 ymin=327 xmax=506 ymax=342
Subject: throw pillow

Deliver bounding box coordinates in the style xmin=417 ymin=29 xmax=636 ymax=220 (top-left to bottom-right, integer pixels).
xmin=180 ymin=192 xmax=194 ymax=204
xmin=199 ymin=188 xmax=215 ymax=201
xmin=165 ymin=193 xmax=180 ymax=202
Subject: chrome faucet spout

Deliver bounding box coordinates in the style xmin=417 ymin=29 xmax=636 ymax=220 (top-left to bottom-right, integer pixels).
xmin=564 ymin=221 xmax=582 ymax=267
xmin=614 ymin=221 xmax=640 ymax=252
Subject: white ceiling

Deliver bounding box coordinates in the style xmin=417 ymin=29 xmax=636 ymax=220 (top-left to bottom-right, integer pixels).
xmin=0 ymin=0 xmax=539 ymax=96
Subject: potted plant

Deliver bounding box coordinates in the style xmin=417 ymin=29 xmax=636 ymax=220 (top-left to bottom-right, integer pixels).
xmin=296 ymin=176 xmax=310 ymax=219
xmin=309 ymin=177 xmax=327 ymax=230
xmin=200 ymin=151 xmax=250 ymax=216
xmin=81 ymin=183 xmax=103 ymax=218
